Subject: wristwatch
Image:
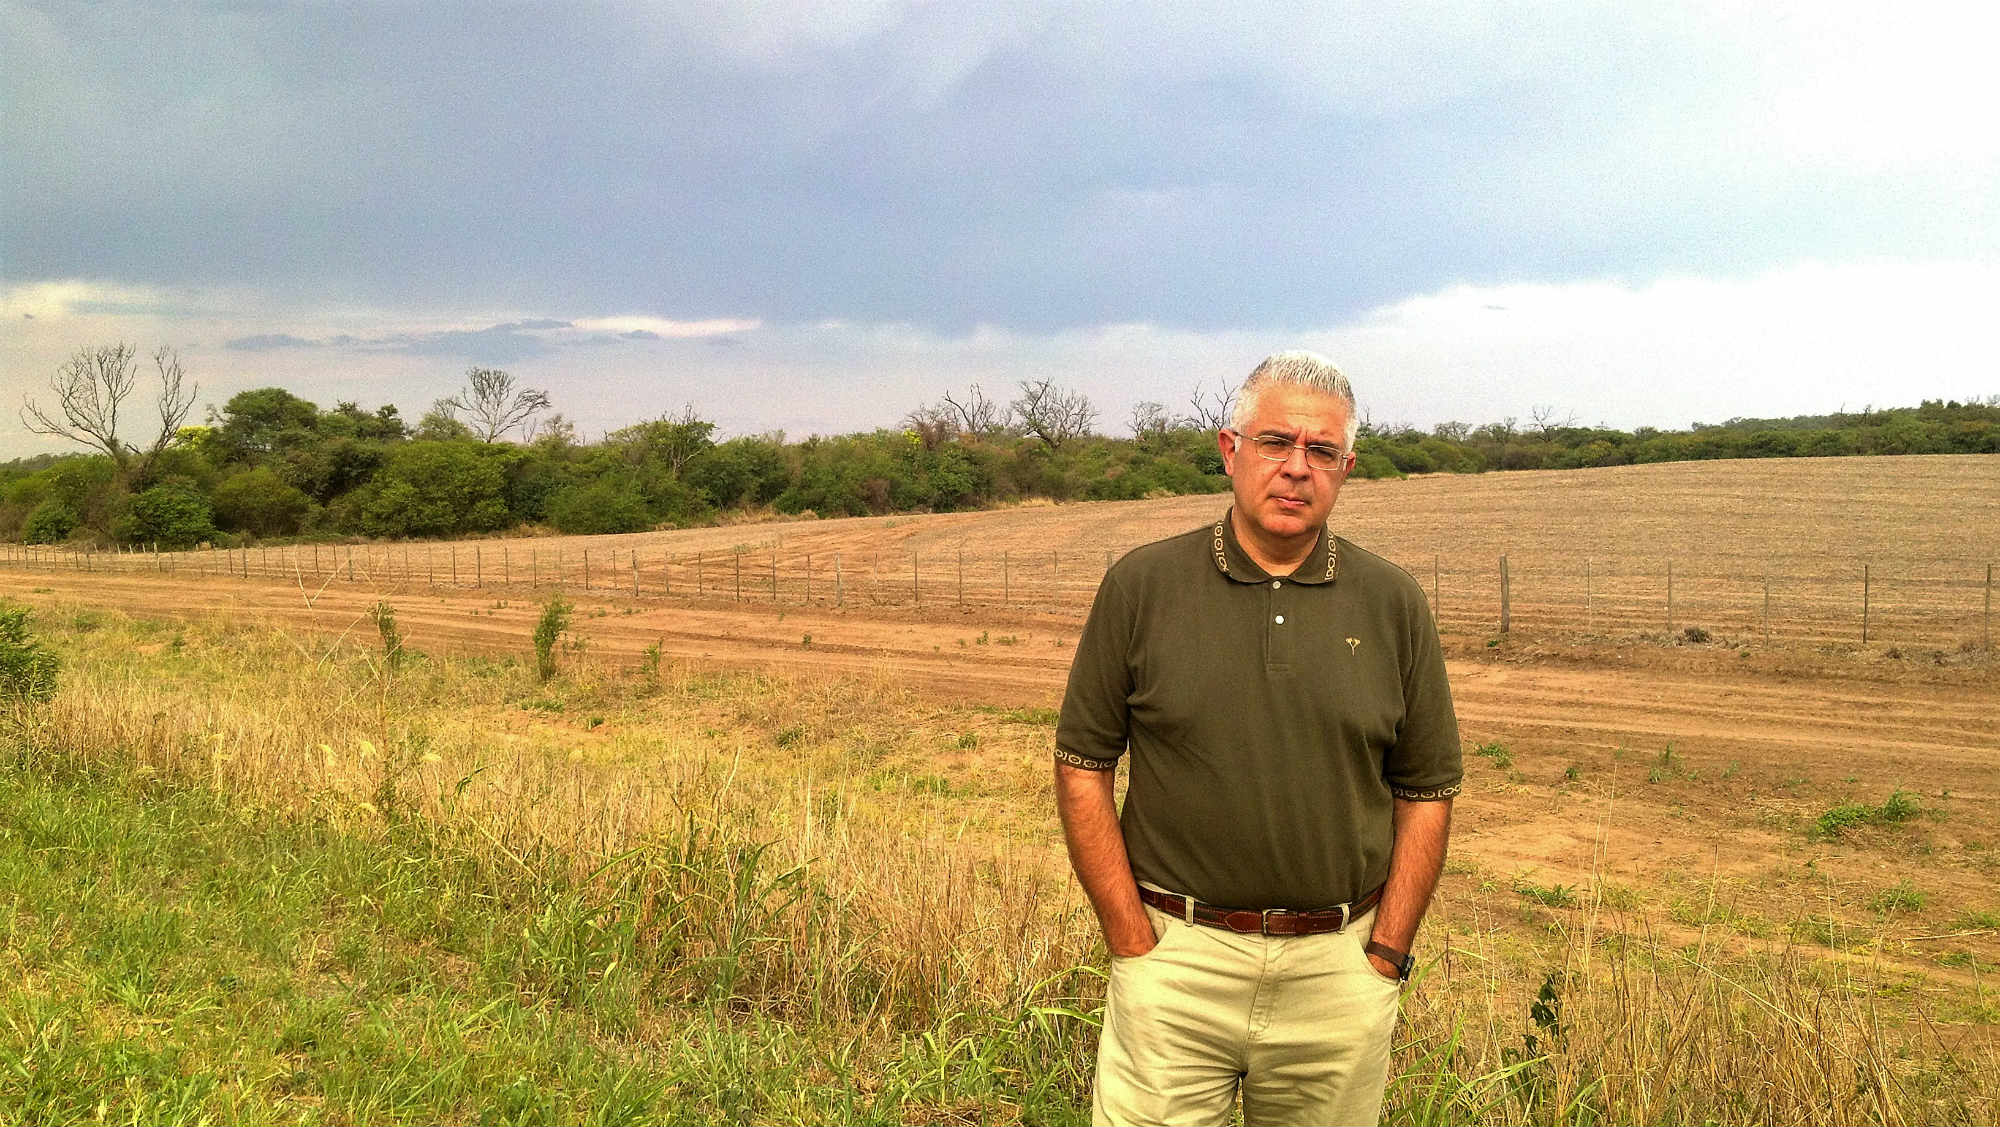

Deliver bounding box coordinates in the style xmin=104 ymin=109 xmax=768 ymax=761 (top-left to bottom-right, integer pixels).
xmin=1364 ymin=940 xmax=1415 ymax=982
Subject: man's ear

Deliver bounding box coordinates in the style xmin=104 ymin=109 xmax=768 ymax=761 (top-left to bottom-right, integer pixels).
xmin=1217 ymin=429 xmax=1237 ymax=475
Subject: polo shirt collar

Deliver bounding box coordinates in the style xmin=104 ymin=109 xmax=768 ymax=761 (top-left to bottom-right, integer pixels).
xmin=1211 ymin=508 xmax=1339 ymax=584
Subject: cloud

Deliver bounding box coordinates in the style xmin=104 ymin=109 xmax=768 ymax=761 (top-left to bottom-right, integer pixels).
xmin=225 ymin=333 xmax=322 ymax=351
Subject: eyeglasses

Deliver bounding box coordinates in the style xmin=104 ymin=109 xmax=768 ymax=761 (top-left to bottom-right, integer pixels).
xmin=1228 ymin=430 xmax=1350 ymax=471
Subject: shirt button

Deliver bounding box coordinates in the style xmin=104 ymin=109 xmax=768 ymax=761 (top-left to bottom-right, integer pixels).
xmin=1271 ymin=580 xmax=1282 ymax=589
xmin=1274 ymin=615 xmax=1285 ymax=624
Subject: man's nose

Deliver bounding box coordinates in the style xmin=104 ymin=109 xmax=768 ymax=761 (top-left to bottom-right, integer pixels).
xmin=1277 ymin=445 xmax=1313 ymax=474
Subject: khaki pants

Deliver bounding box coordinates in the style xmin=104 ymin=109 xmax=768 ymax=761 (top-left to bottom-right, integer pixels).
xmin=1092 ymin=901 xmax=1402 ymax=1127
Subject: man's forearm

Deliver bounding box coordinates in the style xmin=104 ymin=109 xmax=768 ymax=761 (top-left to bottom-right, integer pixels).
xmin=1054 ymin=761 xmax=1155 ymax=957
xmin=1368 ymin=797 xmax=1452 ymax=974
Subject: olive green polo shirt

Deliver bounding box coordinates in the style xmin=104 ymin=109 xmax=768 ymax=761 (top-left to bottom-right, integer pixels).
xmin=1056 ymin=512 xmax=1462 ymax=910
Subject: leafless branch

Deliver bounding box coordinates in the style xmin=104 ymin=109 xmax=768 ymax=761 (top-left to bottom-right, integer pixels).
xmin=1186 ymin=376 xmax=1236 ymax=431
xmin=941 ymin=385 xmax=1009 ymax=437
xmin=19 ymin=342 xmax=197 ymax=480
xmin=1011 ymin=378 xmax=1098 ymax=449
xmin=444 ymin=367 xmax=552 ymax=442
xmin=903 ymin=402 xmax=961 ymax=450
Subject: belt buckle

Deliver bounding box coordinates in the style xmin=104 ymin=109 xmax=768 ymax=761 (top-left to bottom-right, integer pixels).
xmin=1260 ymin=907 xmax=1285 ymax=936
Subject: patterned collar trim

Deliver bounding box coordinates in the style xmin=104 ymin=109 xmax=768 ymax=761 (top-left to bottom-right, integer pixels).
xmin=1211 ymin=512 xmax=1338 ymax=584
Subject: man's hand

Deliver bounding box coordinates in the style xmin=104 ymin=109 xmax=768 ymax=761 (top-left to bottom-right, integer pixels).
xmin=1366 ymin=796 xmax=1452 ymax=985
xmin=1055 ymin=760 xmax=1157 ymax=957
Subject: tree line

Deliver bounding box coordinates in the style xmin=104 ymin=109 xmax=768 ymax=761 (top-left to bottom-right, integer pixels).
xmin=4 ymin=343 xmax=1997 ymax=548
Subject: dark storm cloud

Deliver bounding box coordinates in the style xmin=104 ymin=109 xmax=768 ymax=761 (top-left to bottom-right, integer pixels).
xmin=4 ymin=3 xmax=1994 ymax=335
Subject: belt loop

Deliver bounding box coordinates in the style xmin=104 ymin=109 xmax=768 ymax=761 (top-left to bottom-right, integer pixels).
xmin=1183 ymin=893 xmax=1195 ymax=927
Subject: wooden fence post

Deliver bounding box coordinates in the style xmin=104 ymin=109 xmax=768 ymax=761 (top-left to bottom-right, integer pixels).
xmin=1003 ymin=550 xmax=1010 ymax=607
xmin=451 ymin=546 xmax=458 ymax=586
xmin=1584 ymin=558 xmax=1592 ymax=631
xmin=912 ymin=551 xmax=920 ymax=605
xmin=1763 ymin=572 xmax=1771 ymax=644
xmin=1666 ymin=560 xmax=1674 ymax=633
xmin=345 ymin=546 xmax=354 ymax=582
xmin=1433 ymin=552 xmax=1441 ymax=627
xmin=584 ymin=549 xmax=591 ymax=591
xmin=772 ymin=544 xmax=779 ymax=602
xmin=734 ymin=550 xmax=742 ymax=602
xmin=835 ymin=552 xmax=843 ymax=607
xmin=1985 ymin=563 xmax=1993 ymax=651
xmin=958 ymin=547 xmax=964 ymax=606
xmin=502 ymin=544 xmax=508 ymax=586
xmin=804 ymin=554 xmax=810 ymax=602
xmin=1499 ymin=555 xmax=1511 ymax=633
xmin=696 ymin=551 xmax=703 ymax=596
xmin=632 ymin=552 xmax=640 ymax=596
xmin=475 ymin=545 xmax=482 ymax=587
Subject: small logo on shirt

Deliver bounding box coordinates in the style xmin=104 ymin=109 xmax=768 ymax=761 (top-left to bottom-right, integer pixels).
xmin=1345 ymin=637 xmax=1361 ymax=655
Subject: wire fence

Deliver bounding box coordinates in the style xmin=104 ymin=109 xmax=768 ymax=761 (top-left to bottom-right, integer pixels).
xmin=3 ymin=540 xmax=1994 ymax=652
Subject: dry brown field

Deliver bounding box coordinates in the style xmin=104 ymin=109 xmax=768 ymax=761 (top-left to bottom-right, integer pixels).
xmin=7 ymin=453 xmax=2000 ymax=1076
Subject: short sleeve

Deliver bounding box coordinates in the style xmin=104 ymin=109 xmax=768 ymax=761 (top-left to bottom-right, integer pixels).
xmin=1055 ymin=569 xmax=1136 ymax=771
xmin=1385 ymin=589 xmax=1463 ymax=800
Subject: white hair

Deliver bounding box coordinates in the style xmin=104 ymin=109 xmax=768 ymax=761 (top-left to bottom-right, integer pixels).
xmin=1231 ymin=350 xmax=1360 ymax=449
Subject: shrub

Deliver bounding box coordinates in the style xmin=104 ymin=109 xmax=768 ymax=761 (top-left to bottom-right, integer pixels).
xmin=0 ymin=608 xmax=60 ymax=703
xmin=212 ymin=467 xmax=315 ymax=536
xmin=22 ymin=499 xmax=79 ymax=544
xmin=371 ymin=601 xmax=405 ymax=669
xmin=534 ymin=595 xmax=571 ymax=682
xmin=544 ymin=478 xmax=653 ymax=535
xmin=118 ymin=479 xmax=216 ymax=548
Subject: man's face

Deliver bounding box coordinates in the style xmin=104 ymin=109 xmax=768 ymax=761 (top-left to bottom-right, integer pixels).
xmin=1219 ymin=384 xmax=1355 ymax=551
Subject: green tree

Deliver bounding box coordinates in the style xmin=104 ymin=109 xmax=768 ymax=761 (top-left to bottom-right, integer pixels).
xmin=212 ymin=467 xmax=316 ymax=536
xmin=355 ymin=442 xmax=513 ymax=537
xmin=118 ymin=479 xmax=216 ymax=548
xmin=544 ymin=477 xmax=654 ymax=535
xmin=22 ymin=498 xmax=80 ymax=543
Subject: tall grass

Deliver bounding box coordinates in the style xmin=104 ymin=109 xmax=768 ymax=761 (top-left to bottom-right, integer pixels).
xmin=2 ymin=598 xmax=1993 ymax=1124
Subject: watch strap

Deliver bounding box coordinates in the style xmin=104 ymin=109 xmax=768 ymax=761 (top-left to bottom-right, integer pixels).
xmin=1364 ymin=939 xmax=1414 ymax=980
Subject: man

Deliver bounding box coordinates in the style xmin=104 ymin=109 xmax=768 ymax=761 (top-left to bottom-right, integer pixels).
xmin=1055 ymin=351 xmax=1461 ymax=1126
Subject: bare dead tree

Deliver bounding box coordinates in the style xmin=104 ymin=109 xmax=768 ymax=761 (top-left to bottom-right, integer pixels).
xmin=941 ymin=384 xmax=1009 ymax=437
xmin=1187 ymin=376 xmax=1236 ymax=431
xmin=21 ymin=343 xmax=197 ymax=481
xmin=1529 ymin=404 xmax=1578 ymax=438
xmin=903 ymin=401 xmax=961 ymax=450
xmin=1129 ymin=400 xmax=1175 ymax=448
xmin=443 ymin=367 xmax=552 ymax=442
xmin=1011 ymin=377 xmax=1098 ymax=449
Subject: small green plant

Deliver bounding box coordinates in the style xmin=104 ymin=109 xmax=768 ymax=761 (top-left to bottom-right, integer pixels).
xmin=976 ymin=631 xmax=989 ymax=645
xmin=1515 ymin=882 xmax=1579 ymax=909
xmin=801 ymin=633 xmax=812 ymax=648
xmin=1473 ymin=741 xmax=1512 ymax=769
xmin=954 ymin=731 xmax=979 ymax=749
xmin=1811 ymin=789 xmax=1927 ymax=840
xmin=1869 ymin=880 xmax=1926 ymax=914
xmin=0 ymin=607 xmax=61 ymax=705
xmin=1648 ymin=743 xmax=1692 ymax=783
xmin=994 ymin=634 xmax=1019 ymax=646
xmin=533 ymin=595 xmax=572 ymax=682
xmin=370 ymin=600 xmax=404 ymax=669
xmin=639 ymin=639 xmax=662 ymax=682
xmin=1562 ymin=764 xmax=1581 ymax=782
xmin=774 ymin=725 xmax=806 ymax=748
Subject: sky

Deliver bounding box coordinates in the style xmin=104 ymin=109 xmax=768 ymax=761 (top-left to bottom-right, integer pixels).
xmin=4 ymin=1 xmax=1997 ymax=457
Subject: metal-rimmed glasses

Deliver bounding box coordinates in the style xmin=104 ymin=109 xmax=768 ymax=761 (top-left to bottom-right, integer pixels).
xmin=1226 ymin=429 xmax=1350 ymax=471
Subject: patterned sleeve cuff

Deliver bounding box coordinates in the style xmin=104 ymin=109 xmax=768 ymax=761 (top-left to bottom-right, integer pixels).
xmin=1055 ymin=748 xmax=1120 ymax=771
xmin=1389 ymin=780 xmax=1462 ymax=801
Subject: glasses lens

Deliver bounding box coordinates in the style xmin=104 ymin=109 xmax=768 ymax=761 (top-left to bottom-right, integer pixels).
xmin=1305 ymin=446 xmax=1343 ymax=470
xmin=1252 ymin=435 xmax=1292 ymax=460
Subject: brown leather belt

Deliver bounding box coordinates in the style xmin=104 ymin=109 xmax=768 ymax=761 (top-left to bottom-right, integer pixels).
xmin=1138 ymin=884 xmax=1384 ymax=936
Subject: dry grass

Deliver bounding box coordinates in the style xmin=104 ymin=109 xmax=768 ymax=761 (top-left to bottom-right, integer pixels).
xmin=5 ymin=598 xmax=1996 ymax=1123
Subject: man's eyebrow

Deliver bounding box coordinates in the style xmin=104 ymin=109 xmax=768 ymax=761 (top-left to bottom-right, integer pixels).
xmin=1252 ymin=428 xmax=1342 ymax=448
